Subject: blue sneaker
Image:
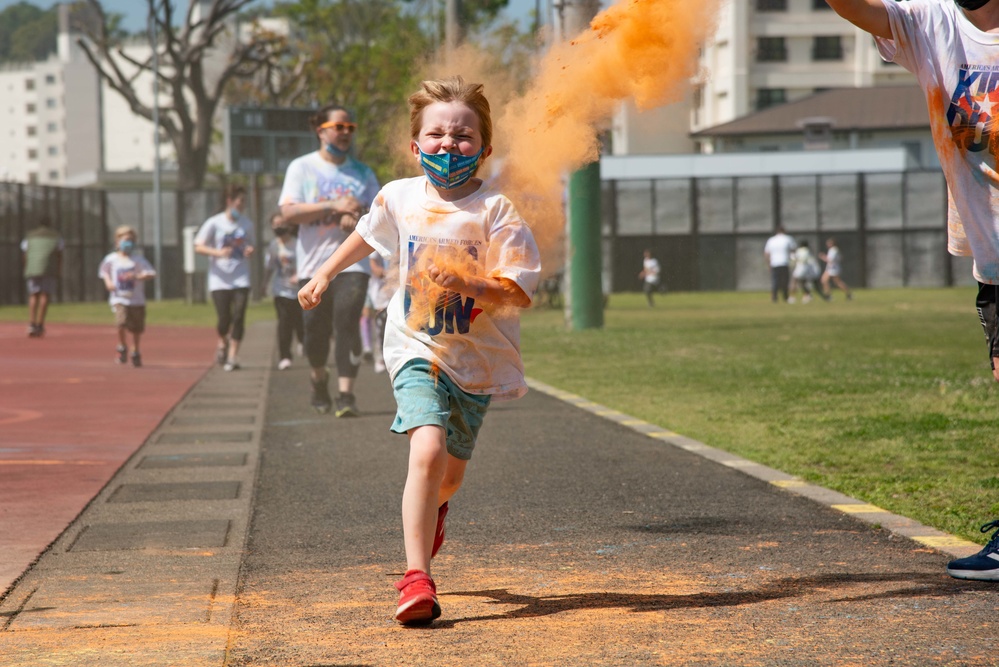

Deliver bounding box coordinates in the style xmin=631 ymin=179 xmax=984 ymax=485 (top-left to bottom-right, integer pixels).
xmin=946 ymin=520 xmax=999 ymax=581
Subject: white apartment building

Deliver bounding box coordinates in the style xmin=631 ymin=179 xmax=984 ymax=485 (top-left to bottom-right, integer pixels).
xmin=0 ymin=6 xmax=103 ymax=185
xmin=0 ymin=2 xmax=274 ymax=188
xmin=611 ymin=0 xmax=918 ymax=156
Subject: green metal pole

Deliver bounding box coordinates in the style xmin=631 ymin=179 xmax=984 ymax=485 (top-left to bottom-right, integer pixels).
xmin=568 ymin=160 xmax=603 ymax=330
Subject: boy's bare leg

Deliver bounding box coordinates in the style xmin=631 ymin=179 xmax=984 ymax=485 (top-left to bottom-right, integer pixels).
xmin=28 ymin=293 xmax=39 ymax=325
xmin=132 ymin=332 xmax=142 ymax=355
xmin=118 ymin=327 xmax=128 ymax=348
xmin=37 ymin=292 xmax=49 ymax=326
xmin=439 ymin=455 xmax=468 ymax=505
xmin=402 ymin=425 xmax=449 ymax=575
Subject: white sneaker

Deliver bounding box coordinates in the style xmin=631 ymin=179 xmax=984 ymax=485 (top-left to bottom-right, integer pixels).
xmin=278 ymin=358 xmax=292 ymax=370
xmin=787 ymin=297 xmax=797 ymax=304
xmin=373 ymin=360 xmax=386 ymax=374
xmin=223 ymin=361 xmax=240 ymax=372
xmin=803 ymin=294 xmax=812 ymax=304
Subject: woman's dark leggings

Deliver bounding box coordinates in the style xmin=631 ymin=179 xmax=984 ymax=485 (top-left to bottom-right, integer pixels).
xmin=299 ymin=272 xmax=369 ymax=379
xmin=211 ymin=288 xmax=250 ymax=341
xmin=273 ymin=296 xmax=304 ymax=360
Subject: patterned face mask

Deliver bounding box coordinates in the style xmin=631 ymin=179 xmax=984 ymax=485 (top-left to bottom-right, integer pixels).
xmin=418 ymin=148 xmax=484 ymax=190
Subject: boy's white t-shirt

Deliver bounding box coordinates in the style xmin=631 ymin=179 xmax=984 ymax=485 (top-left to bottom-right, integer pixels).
xmin=194 ymin=212 xmax=255 ymax=292
xmin=876 ymin=0 xmax=999 ymax=283
xmin=825 ymin=246 xmax=842 ymax=275
xmin=265 ymin=238 xmax=298 ymax=299
xmin=764 ymin=233 xmax=796 ymax=267
xmin=643 ymin=257 xmax=660 ymax=284
xmin=356 ymin=177 xmax=542 ymax=401
xmin=98 ymin=251 xmax=156 ymax=306
xmin=278 ymin=152 xmax=380 ymax=279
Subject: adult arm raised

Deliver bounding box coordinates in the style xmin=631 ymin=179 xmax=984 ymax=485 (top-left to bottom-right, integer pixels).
xmin=825 ymin=0 xmax=892 ymax=40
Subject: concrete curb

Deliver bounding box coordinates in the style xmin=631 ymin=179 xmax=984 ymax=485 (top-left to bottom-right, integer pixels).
xmin=525 ymin=377 xmax=982 ymax=560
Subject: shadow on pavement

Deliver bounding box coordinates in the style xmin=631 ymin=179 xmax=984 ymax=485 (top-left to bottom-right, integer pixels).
xmin=436 ymin=571 xmax=974 ymax=627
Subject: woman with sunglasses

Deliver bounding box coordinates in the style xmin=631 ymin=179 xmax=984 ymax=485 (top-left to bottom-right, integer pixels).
xmin=279 ymin=105 xmax=381 ymax=417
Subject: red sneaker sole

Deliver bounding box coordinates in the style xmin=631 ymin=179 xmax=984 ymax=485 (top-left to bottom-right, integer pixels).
xmin=395 ymin=595 xmax=442 ymax=625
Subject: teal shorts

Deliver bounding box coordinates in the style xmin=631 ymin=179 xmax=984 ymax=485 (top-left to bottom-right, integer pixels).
xmin=390 ymin=359 xmax=491 ymax=461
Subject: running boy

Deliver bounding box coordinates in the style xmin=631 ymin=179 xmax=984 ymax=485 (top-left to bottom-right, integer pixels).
xmin=99 ymin=226 xmax=156 ymax=367
xmin=299 ymin=76 xmax=541 ymax=625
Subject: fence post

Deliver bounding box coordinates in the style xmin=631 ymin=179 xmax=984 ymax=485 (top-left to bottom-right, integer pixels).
xmin=857 ymin=173 xmax=868 ymax=288
xmin=690 ymin=176 xmax=700 ymax=291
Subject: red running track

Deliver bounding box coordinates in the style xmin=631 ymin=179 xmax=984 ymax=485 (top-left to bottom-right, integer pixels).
xmin=0 ymin=322 xmax=217 ymax=594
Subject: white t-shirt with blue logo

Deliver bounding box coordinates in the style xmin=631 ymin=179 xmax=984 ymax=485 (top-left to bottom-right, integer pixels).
xmin=98 ymin=251 xmax=156 ymax=306
xmin=278 ymin=152 xmax=380 ymax=279
xmin=194 ymin=212 xmax=255 ymax=292
xmin=876 ymin=0 xmax=999 ymax=283
xmin=357 ymin=177 xmax=541 ymax=400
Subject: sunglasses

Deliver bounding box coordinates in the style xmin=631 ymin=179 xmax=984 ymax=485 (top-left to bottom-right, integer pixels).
xmin=319 ymin=121 xmax=357 ymax=134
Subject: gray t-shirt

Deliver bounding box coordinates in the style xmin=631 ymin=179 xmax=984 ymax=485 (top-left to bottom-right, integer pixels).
xmin=278 ymin=152 xmax=380 ymax=279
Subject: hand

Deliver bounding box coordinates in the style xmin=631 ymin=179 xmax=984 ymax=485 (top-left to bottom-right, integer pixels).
xmin=427 ymin=264 xmax=470 ymax=293
xmin=340 ymin=212 xmax=359 ymax=233
xmin=993 ymin=359 xmax=999 ymax=383
xmin=244 ymin=245 xmax=255 ymax=258
xmin=326 ymin=195 xmax=363 ymax=216
xmin=298 ymin=275 xmax=330 ymax=310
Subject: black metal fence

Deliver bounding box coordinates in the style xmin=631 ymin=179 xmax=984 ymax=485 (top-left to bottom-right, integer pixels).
xmin=0 ymin=170 xmax=969 ymax=307
xmin=601 ymin=169 xmax=974 ymax=294
xmin=1 ymin=180 xmax=282 ymax=306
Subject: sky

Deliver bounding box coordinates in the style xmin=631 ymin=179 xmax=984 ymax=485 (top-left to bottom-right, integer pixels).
xmin=0 ymin=0 xmax=542 ymax=33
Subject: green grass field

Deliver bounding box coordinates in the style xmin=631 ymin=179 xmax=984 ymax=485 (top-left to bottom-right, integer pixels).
xmin=3 ymin=288 xmax=997 ymax=544
xmin=520 ymin=288 xmax=999 ymax=545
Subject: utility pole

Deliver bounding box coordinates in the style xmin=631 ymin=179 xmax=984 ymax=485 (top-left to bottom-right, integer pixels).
xmin=557 ymin=0 xmax=603 ymax=330
xmin=149 ymin=5 xmax=163 ymax=301
xmin=445 ymin=0 xmax=462 ymax=52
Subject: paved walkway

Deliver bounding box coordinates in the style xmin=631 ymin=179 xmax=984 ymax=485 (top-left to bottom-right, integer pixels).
xmin=0 ymin=319 xmax=995 ymax=666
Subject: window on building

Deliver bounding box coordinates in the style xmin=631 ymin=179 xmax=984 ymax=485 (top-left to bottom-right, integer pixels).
xmin=757 ymin=37 xmax=787 ymax=62
xmin=27 ymin=149 xmax=38 ymax=160
xmin=25 ymin=79 xmax=35 ymax=91
xmin=45 ymin=74 xmax=56 ymax=84
xmin=27 ymin=126 xmax=36 ymax=137
xmin=46 ymin=98 xmax=56 ymax=109
xmin=756 ymin=88 xmax=787 ymax=111
xmin=47 ymin=122 xmax=57 ymax=132
xmin=47 ymin=146 xmax=57 ymax=156
xmin=48 ymin=170 xmax=59 ymax=180
xmin=26 ymin=103 xmax=36 ymax=114
xmin=812 ymin=0 xmax=831 ymax=8
xmin=812 ymin=36 xmax=843 ymax=60
xmin=757 ymin=0 xmax=787 ymax=10
xmin=28 ymin=172 xmax=38 ymax=184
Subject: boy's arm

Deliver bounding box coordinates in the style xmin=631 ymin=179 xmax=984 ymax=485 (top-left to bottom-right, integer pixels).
xmin=825 ymin=0 xmax=892 ymax=39
xmin=428 ymin=267 xmax=532 ymax=308
xmin=298 ymin=231 xmax=375 ymax=310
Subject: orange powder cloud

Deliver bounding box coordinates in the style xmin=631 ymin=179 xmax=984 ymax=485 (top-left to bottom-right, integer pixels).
xmin=413 ymin=0 xmax=720 ymax=295
xmin=495 ymin=0 xmax=721 ymax=260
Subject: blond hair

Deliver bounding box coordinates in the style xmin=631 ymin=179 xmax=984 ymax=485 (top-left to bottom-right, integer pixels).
xmin=115 ymin=225 xmax=137 ymax=240
xmin=408 ymin=76 xmax=492 ymax=150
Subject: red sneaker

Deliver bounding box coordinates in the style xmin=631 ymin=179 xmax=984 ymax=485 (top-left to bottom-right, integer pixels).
xmin=394 ymin=569 xmax=441 ymax=625
xmin=431 ymin=501 xmax=449 ymax=558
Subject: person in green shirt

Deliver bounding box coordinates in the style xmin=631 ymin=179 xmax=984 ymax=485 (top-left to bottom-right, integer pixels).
xmin=20 ymin=216 xmax=63 ymax=337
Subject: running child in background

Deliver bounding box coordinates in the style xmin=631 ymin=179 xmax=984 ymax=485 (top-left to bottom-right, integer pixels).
xmin=98 ymin=225 xmax=156 ymax=367
xmin=298 ymin=76 xmax=541 ymax=625
xmin=264 ymin=212 xmax=304 ymax=370
xmin=366 ymin=251 xmax=393 ymax=374
xmin=819 ymin=237 xmax=853 ymax=300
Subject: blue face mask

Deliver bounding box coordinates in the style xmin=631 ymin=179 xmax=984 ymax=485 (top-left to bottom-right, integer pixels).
xmin=119 ymin=239 xmax=134 ymax=254
xmin=325 ymin=142 xmax=349 ymax=159
xmin=228 ymin=207 xmax=240 ymax=219
xmin=418 ymin=148 xmax=484 ymax=190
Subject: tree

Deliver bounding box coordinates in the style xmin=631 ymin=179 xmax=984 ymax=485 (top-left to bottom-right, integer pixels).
xmin=76 ymin=0 xmax=290 ymax=191
xmin=0 ymin=3 xmax=56 ymax=64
